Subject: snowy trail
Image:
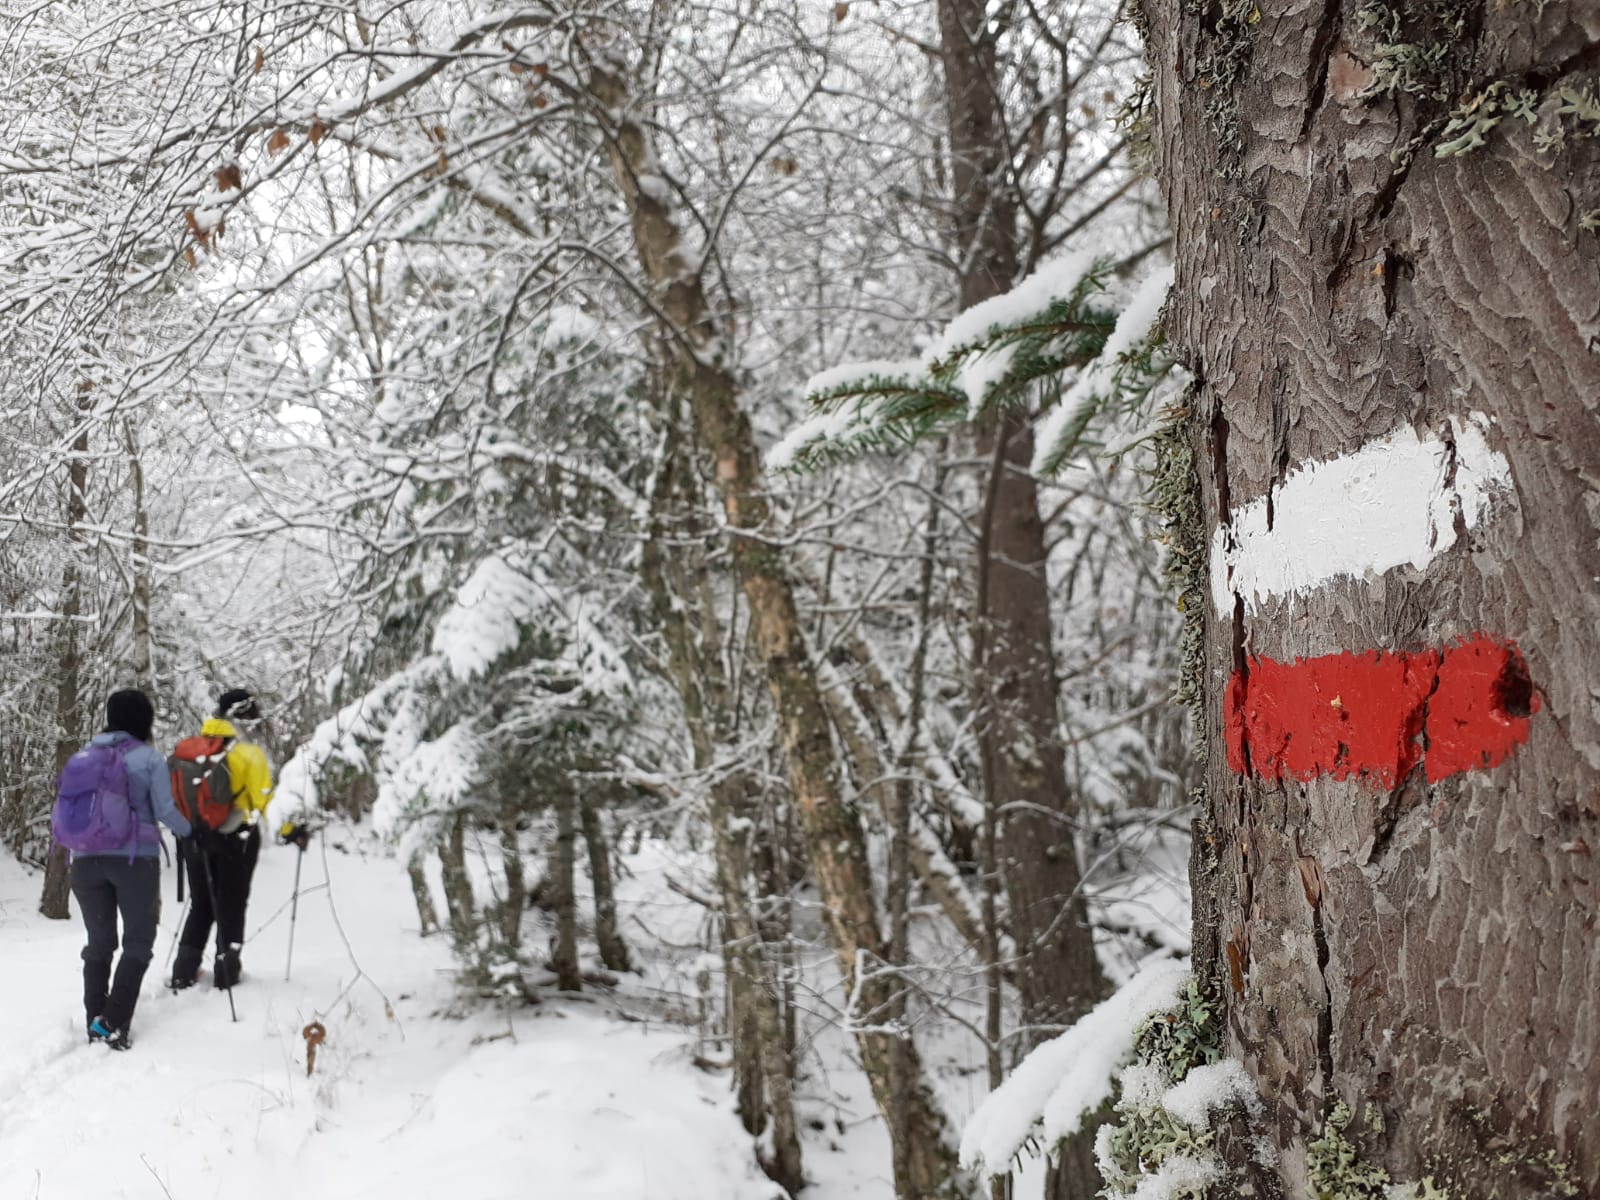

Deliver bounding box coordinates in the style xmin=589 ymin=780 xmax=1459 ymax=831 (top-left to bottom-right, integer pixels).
xmin=0 ymin=835 xmax=783 ymax=1200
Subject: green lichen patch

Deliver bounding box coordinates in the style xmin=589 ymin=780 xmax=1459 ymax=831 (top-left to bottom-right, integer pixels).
xmin=1145 ymin=403 xmax=1208 ymax=764
xmin=1308 ymin=1101 xmax=1392 ymax=1199
xmin=1134 ymin=975 xmax=1224 ymax=1079
xmin=1116 ymin=72 xmax=1156 ymax=178
xmin=1354 ymin=0 xmax=1473 ymax=104
xmin=1189 ymin=0 xmax=1260 ymax=179
xmin=1097 ymin=1086 xmax=1218 ymax=1200
xmin=1434 ymin=81 xmax=1540 ymax=158
xmin=1094 ymin=980 xmax=1232 ymax=1199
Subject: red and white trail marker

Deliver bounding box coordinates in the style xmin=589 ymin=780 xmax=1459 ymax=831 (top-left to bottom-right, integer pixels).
xmin=1211 ymin=414 xmax=1536 ymax=786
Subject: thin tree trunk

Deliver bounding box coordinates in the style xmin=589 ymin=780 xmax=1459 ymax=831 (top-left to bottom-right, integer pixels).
xmin=1143 ymin=1 xmax=1600 ymax=1193
xmin=587 ymin=44 xmax=967 ymax=1199
xmin=890 ymin=456 xmax=946 ymax=1185
xmin=580 ymin=797 xmax=629 ymax=972
xmin=640 ymin=399 xmax=804 ymax=1195
xmin=40 ymin=404 xmax=91 ymax=921
xmin=125 ymin=421 xmax=152 ymax=690
xmin=438 ymin=814 xmax=476 ymax=953
xmin=499 ymin=819 xmax=525 ymax=951
xmin=408 ymin=856 xmax=440 ymax=936
xmin=551 ymin=790 xmax=581 ymax=991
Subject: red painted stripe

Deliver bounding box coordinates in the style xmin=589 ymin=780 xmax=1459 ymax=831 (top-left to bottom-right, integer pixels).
xmin=1225 ymin=635 xmax=1538 ymax=786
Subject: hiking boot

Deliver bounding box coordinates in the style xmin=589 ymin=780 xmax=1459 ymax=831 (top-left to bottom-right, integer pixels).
xmin=214 ymin=948 xmax=242 ymax=990
xmin=88 ymin=1017 xmax=132 ymax=1051
xmin=170 ymin=944 xmax=204 ymax=990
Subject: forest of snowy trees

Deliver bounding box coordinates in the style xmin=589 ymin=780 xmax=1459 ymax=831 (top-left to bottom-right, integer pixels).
xmin=2 ymin=0 xmax=1596 ymax=1197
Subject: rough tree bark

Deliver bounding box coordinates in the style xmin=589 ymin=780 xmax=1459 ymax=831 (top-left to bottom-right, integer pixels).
xmin=1143 ymin=0 xmax=1600 ymax=1194
xmin=937 ymin=0 xmax=1109 ymax=1193
xmin=583 ymin=39 xmax=970 ymax=1200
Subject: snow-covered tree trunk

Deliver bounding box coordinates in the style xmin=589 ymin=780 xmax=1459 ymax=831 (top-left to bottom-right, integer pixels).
xmin=936 ymin=0 xmax=1109 ymax=1192
xmin=124 ymin=422 xmax=153 ymax=691
xmin=40 ymin=405 xmax=90 ymax=921
xmin=585 ymin=40 xmax=969 ymax=1199
xmin=642 ymin=404 xmax=804 ymax=1194
xmin=1143 ymin=0 xmax=1600 ymax=1192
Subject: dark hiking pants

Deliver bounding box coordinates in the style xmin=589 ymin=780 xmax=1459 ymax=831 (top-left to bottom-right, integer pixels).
xmin=174 ymin=825 xmax=260 ymax=987
xmin=70 ymin=855 xmax=160 ymax=1032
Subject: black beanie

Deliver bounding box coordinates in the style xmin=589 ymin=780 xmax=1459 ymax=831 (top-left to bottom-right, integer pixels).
xmin=217 ymin=688 xmax=261 ymax=721
xmin=105 ymin=690 xmax=155 ymax=743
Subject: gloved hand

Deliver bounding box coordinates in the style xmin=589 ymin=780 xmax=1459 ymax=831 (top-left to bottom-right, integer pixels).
xmin=278 ymin=820 xmax=314 ymax=850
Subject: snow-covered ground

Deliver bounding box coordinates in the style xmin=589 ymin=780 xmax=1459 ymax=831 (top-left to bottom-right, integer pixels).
xmin=0 ymin=834 xmax=787 ymax=1199
xmin=0 ymin=819 xmax=1186 ymax=1199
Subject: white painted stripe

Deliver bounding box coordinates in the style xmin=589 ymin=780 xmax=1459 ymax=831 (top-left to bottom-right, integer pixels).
xmin=1210 ymin=412 xmax=1516 ymax=615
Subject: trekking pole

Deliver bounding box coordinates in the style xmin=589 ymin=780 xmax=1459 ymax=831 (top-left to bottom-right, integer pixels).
xmin=197 ymin=844 xmax=238 ymax=1023
xmin=285 ymin=839 xmax=305 ymax=981
xmin=280 ymin=822 xmax=317 ymax=982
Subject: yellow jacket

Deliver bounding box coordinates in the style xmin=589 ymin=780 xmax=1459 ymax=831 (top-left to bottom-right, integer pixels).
xmin=201 ymin=718 xmax=274 ymax=821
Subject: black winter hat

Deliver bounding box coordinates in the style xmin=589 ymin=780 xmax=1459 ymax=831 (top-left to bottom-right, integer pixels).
xmin=217 ymin=688 xmax=261 ymax=721
xmin=105 ymin=689 xmax=155 ymax=743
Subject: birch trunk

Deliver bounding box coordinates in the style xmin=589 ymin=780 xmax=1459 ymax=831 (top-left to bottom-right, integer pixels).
xmin=640 ymin=400 xmax=804 ymax=1195
xmin=585 ymin=41 xmax=968 ymax=1198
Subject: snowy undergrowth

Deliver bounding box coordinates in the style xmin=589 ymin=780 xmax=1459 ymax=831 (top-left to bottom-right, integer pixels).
xmin=962 ymin=959 xmax=1265 ymax=1200
xmin=0 ymin=836 xmax=782 ymax=1199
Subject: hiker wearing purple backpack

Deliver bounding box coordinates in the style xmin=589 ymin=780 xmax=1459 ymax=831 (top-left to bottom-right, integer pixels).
xmin=57 ymin=690 xmax=193 ymax=1050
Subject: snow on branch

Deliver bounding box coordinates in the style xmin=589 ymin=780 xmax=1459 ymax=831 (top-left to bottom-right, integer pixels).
xmin=1033 ymin=264 xmax=1174 ymax=476
xmin=432 ymin=549 xmax=555 ymax=682
xmin=765 ymin=359 xmax=946 ymax=471
xmin=773 ymin=254 xmax=1175 ymax=476
xmin=959 ymin=956 xmax=1188 ymax=1177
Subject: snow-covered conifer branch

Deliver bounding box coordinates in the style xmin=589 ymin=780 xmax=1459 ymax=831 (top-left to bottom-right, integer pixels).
xmin=774 ymin=253 xmax=1174 ymax=476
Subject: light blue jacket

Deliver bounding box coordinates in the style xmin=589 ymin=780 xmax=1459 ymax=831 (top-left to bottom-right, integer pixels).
xmin=70 ymin=732 xmax=193 ymax=858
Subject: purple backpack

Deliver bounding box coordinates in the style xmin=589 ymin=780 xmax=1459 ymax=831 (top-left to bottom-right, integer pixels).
xmin=52 ymin=742 xmax=138 ymax=857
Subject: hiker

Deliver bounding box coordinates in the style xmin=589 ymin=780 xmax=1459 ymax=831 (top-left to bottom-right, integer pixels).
xmin=59 ymin=689 xmax=194 ymax=1050
xmin=169 ymin=688 xmax=274 ymax=991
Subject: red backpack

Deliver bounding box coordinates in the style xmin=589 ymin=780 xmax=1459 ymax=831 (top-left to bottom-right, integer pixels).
xmin=169 ymin=736 xmax=236 ymax=830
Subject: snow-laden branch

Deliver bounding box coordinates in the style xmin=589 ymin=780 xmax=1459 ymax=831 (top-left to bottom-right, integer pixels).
xmin=959 ymin=955 xmax=1188 ymax=1176
xmin=773 ymin=253 xmax=1176 ymax=476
